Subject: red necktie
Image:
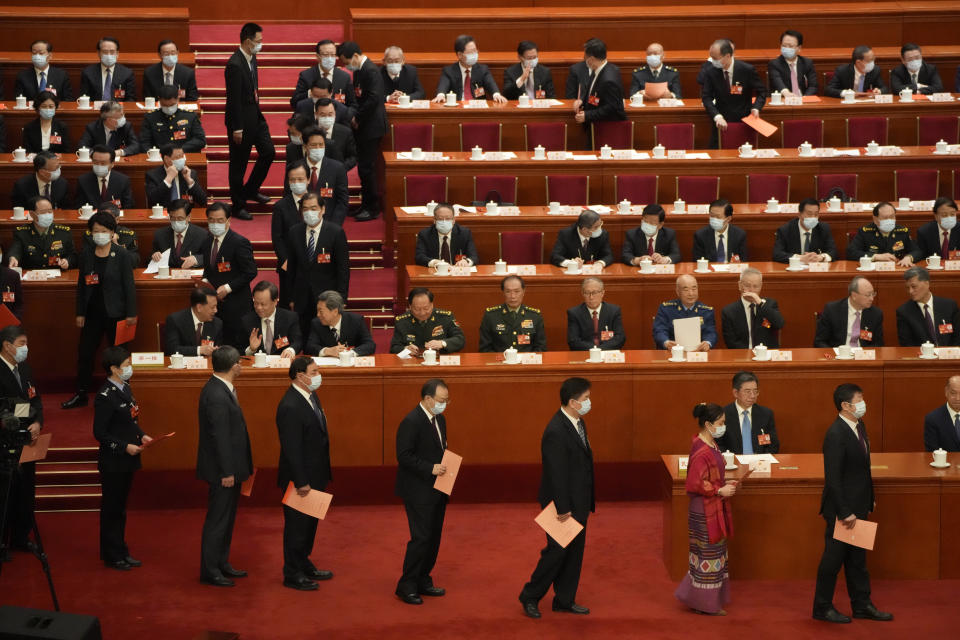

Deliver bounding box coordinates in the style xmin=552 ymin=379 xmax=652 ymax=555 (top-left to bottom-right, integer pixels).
xmin=440 ymin=236 xmax=451 ymax=263
xmin=463 ymin=69 xmax=473 ymax=100
xmin=174 ymin=233 xmax=183 ymax=259
xmin=210 ymin=238 xmax=219 ymax=265
xmin=647 ymin=237 xmax=655 ymax=256
xmin=592 ymin=310 xmax=600 ymax=346
xmin=100 ymin=178 xmax=108 ymax=201
xmin=310 ymin=166 xmax=318 ymax=191
xmin=942 ymin=231 xmax=950 ymax=259
xmin=195 ymin=322 xmax=203 ymax=344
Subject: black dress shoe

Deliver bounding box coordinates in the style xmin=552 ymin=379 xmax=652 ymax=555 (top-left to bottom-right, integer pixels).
xmin=853 ymin=604 xmax=893 ymax=621
xmin=123 ymin=556 xmax=141 ymax=567
xmin=521 ymin=601 xmax=541 ymax=619
xmin=813 ymin=608 xmax=852 ymax=623
xmin=251 ymin=193 xmax=271 ymax=204
xmin=104 ymin=559 xmax=131 ymax=571
xmin=61 ymin=393 xmax=88 ymax=409
xmin=200 ymin=575 xmax=235 ymax=587
xmin=233 ymin=208 xmax=253 ymax=221
xmin=396 ymin=591 xmax=423 ymax=605
xmin=305 ymin=568 xmax=333 ymax=581
xmin=221 ymin=564 xmax=247 ymax=578
xmin=552 ymin=602 xmax=590 ymax=615
xmin=354 ymin=209 xmax=380 ymax=222
xmin=419 ymin=586 xmax=445 ymax=597
xmin=283 ymin=576 xmax=319 ymax=591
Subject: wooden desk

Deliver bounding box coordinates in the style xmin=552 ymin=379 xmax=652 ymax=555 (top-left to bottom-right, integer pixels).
xmin=661 ymin=452 xmax=956 ymax=579
xmin=0 ymin=152 xmax=207 ymax=210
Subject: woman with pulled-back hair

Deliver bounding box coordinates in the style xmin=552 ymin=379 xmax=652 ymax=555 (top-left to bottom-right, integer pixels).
xmin=674 ymin=402 xmax=738 ymax=616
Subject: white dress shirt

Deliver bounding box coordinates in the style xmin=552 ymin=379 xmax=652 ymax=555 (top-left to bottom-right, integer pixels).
xmin=419 ymin=403 xmax=445 ymax=449
xmin=245 ymin=309 xmax=277 ymax=355
xmin=839 ymin=412 xmax=861 ymax=438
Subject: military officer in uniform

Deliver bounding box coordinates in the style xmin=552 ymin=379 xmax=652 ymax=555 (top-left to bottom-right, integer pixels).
xmin=653 ymin=274 xmax=717 ymax=351
xmin=846 ymin=201 xmax=922 ymax=267
xmin=478 ymin=275 xmax=546 ymax=352
xmin=6 ymin=196 xmax=76 ymax=270
xmin=390 ymin=288 xmax=465 ymax=356
xmin=629 ymin=43 xmax=681 ymax=99
xmin=139 ymin=85 xmax=207 ymax=153
xmin=81 ymin=202 xmax=137 ymax=255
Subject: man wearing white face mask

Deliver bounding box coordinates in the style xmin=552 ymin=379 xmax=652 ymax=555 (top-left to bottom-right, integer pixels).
xmin=768 ymin=30 xmax=818 ymax=97
xmin=201 ymin=202 xmax=258 ymax=349
xmin=550 ymin=210 xmax=614 ymax=269
xmin=414 ymin=203 xmax=478 ymax=268
xmin=692 ymin=199 xmax=748 ymax=263
xmin=150 ymin=199 xmax=205 ymax=268
xmin=15 ymin=39 xmax=73 ymax=101
xmin=297 ymin=127 xmax=349 ymax=226
xmin=826 ymin=45 xmax=887 ymax=97
xmin=140 ymin=85 xmax=206 ymax=152
xmin=917 ymin=197 xmax=960 ymax=260
xmin=313 ymin=99 xmax=357 ymax=172
xmin=290 ymin=39 xmax=357 ymax=112
xmin=773 ymin=198 xmax=837 ymax=263
xmin=7 ymin=195 xmax=75 ymax=270
xmin=143 ymin=39 xmax=199 ymax=101
xmin=630 ymin=42 xmax=681 ymax=100
xmin=74 ymin=145 xmax=135 ymax=210
xmin=622 ymin=204 xmax=681 ymax=265
xmin=433 ymin=34 xmax=505 ymax=104
xmin=891 ymin=43 xmax=943 ymax=95
xmin=145 ymin=144 xmax=207 ymax=209
xmin=79 ymin=101 xmax=140 ymax=157
xmin=10 ymin=152 xmax=68 ymax=209
xmin=381 ymin=45 xmax=425 ymax=101
xmin=503 ymin=40 xmax=556 ymax=101
xmin=80 ymin=36 xmax=136 ymax=101
xmin=847 ymin=201 xmax=920 ymax=266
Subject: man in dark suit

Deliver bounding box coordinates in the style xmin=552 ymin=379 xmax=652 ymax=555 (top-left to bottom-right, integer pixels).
xmin=923 ymin=376 xmax=960 ymax=451
xmin=520 ymin=377 xmax=595 ymax=618
xmin=73 ymin=145 xmax=135 ymax=209
xmin=80 ymin=37 xmax=136 ymax=101
xmin=150 ymin=199 xmax=206 ymax=268
xmin=395 ymin=378 xmax=452 ymax=605
xmin=432 ymin=35 xmax=506 ymax=104
xmin=896 ymin=266 xmax=960 ymax=347
xmin=890 ymin=43 xmax=943 ymax=95
xmin=574 ymin=38 xmax=625 ymax=147
xmin=139 ymin=85 xmax=206 ymax=153
xmin=143 ymin=39 xmax=199 ymax=101
xmin=240 ymin=280 xmax=302 ymax=357
xmin=197 ymin=346 xmax=253 ymax=587
xmin=814 ymin=277 xmax=884 ymax=348
xmin=15 ymin=39 xmax=74 ymax=100
xmin=550 ymin=210 xmax=614 ymax=268
xmin=339 ymin=41 xmax=388 ymax=222
xmin=201 ymin=202 xmax=257 ymax=349
xmin=629 ymin=42 xmax=682 ymax=99
xmin=313 ymin=100 xmax=357 ymax=173
xmin=692 ymin=199 xmax=748 ymax=262
xmin=163 ymin=286 xmax=223 ymax=357
xmin=916 ymin=197 xmax=960 ymax=260
xmin=847 ymin=201 xmax=921 ymax=267
xmin=276 ymin=356 xmax=333 ymax=590
xmin=77 ymin=101 xmax=140 ymax=157
xmin=825 ymin=46 xmax=888 ymax=97
xmin=701 ymin=38 xmax=766 ymax=148
xmin=306 ymin=290 xmax=376 ymax=356
xmin=10 ymin=152 xmax=68 ymax=209
xmin=144 ymin=144 xmax=207 ymax=208
xmin=273 ymin=162 xmax=310 ymax=307
xmin=721 ymin=267 xmax=785 ymax=349
xmin=224 ymin=23 xmax=275 ymax=221
xmin=567 ymin=277 xmax=625 ymax=350
xmin=772 ymin=198 xmax=838 ymax=263
xmin=290 ymin=39 xmax=357 ymax=112
xmin=415 ymin=203 xmax=479 ymax=267
xmin=718 ymin=371 xmax=780 ymax=454
xmin=294 ymin=78 xmax=352 ymax=124
xmin=503 ymin=41 xmax=556 ymax=100
xmin=813 ymin=383 xmax=892 ymax=623
xmin=564 ymin=61 xmax=589 ymax=99
xmin=622 ymin=204 xmax=681 ymax=265
xmin=286 ymin=192 xmax=350 ymax=339
xmin=768 ymin=30 xmax=818 ymax=97
xmin=6 ymin=196 xmax=75 ymax=270
xmin=382 ymin=46 xmax=426 ymax=101
xmin=299 ymin=126 xmax=349 ymax=225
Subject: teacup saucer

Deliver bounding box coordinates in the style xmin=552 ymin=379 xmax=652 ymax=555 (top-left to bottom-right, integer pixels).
xmin=835 ymin=354 xmax=855 ymax=360
xmin=927 ymin=265 xmax=944 ymax=270
xmin=751 ymin=356 xmax=771 ymax=361
xmin=154 ymin=275 xmax=171 ymax=280
xmin=167 ymin=365 xmax=185 ymax=370
xmin=785 ymin=266 xmax=808 ymax=272
xmin=251 ymin=363 xmax=268 ymax=369
xmin=856 ymin=266 xmax=874 ymax=272
xmin=918 ymin=354 xmax=938 ymax=360
xmin=725 ymin=464 xmax=739 ymax=470
xmin=421 ymin=361 xmax=439 ymax=366
xmin=930 ymin=461 xmax=951 ymax=468
xmin=668 ymin=357 xmax=686 ymax=363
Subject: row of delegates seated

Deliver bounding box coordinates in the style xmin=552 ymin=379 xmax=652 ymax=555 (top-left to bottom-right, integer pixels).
xmin=286 ymin=106 xmax=357 ymax=173
xmin=281 ymin=124 xmax=352 ymax=217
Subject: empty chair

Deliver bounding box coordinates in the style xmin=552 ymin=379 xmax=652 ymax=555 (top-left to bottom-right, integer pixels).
xmin=846 ymin=117 xmax=888 ymax=146
xmin=499 ymin=231 xmax=543 ymax=263
xmin=654 ymin=123 xmax=695 ymax=150
xmin=474 ymin=175 xmax=518 ymax=205
xmin=403 ymin=175 xmax=448 ymax=205
xmin=718 ymin=122 xmax=758 ymax=149
xmin=746 ymin=174 xmax=790 ymax=203
xmin=815 ymin=173 xmax=858 ymax=200
xmin=917 ymin=116 xmax=960 ymax=146
xmin=676 ymin=176 xmax=720 ymax=203
xmin=895 ymin=169 xmax=940 ymax=200
xmin=524 ymin=122 xmax=567 ymax=151
xmin=614 ymin=175 xmax=658 ymax=203
xmin=546 ymin=175 xmax=589 ymax=205
xmin=391 ymin=123 xmax=434 ymax=152
xmin=460 ymin=122 xmax=502 ymax=151
xmin=592 ymin=120 xmax=634 ymax=149
xmin=781 ymin=119 xmax=824 ymax=148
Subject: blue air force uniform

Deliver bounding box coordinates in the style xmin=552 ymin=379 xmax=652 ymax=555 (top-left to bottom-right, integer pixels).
xmin=652 ymin=299 xmax=717 ymax=349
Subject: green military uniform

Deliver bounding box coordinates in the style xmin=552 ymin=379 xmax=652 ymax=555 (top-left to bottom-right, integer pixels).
xmin=139 ymin=108 xmax=207 ymax=153
xmin=846 ymin=222 xmax=923 ymax=262
xmin=82 ymin=226 xmax=138 ymax=255
xmin=390 ymin=308 xmax=465 ymax=353
xmin=478 ymin=303 xmax=546 ymax=352
xmin=629 ymin=65 xmax=682 ymax=99
xmin=7 ymin=223 xmax=78 ymax=269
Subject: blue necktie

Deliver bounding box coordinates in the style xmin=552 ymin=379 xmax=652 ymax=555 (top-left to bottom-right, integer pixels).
xmin=856 ymin=73 xmax=864 ymax=92
xmin=38 ymin=71 xmax=46 ymax=92
xmin=103 ymin=68 xmax=112 ymax=100
xmin=741 ymin=410 xmax=754 ymax=454
xmin=716 ymin=235 xmax=726 ymax=263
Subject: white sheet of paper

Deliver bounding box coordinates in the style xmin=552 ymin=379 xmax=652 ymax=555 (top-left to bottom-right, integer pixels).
xmin=570 ymin=154 xmax=598 ymax=160
xmin=144 ymin=248 xmax=171 ymax=274
xmin=673 ymin=317 xmax=701 ymax=349
xmin=311 ymin=356 xmax=341 ymax=366
xmin=736 ymin=454 xmax=780 ymax=464
xmin=400 ymin=206 xmax=428 ymax=214
xmin=397 ymin=348 xmax=413 ymax=359
xmin=832 ymin=347 xmax=863 ymax=355
xmin=685 ymin=152 xmax=712 ymax=160
xmin=590 ymin=205 xmax=612 ymax=214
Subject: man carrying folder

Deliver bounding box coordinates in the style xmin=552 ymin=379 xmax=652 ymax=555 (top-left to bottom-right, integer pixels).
xmin=813 ymin=383 xmax=892 ymax=623
xmin=276 ymin=356 xmax=333 ymax=591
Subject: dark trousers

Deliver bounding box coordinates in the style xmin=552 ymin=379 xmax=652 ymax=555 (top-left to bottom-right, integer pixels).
xmin=520 ymin=514 xmax=588 ymax=607
xmin=3 ymin=462 xmax=36 ymax=547
xmin=77 ymin=314 xmax=122 ymax=392
xmin=200 ymin=482 xmax=240 ymax=579
xmin=813 ymin=518 xmax=872 ymax=614
xmin=282 ymin=502 xmax=319 ymax=579
xmin=99 ymin=470 xmax=134 ymax=562
xmin=227 ymin=116 xmax=276 ymax=209
xmin=356 ymin=135 xmax=383 ymax=212
xmin=397 ymin=498 xmax=446 ymax=594
xmin=277 ymin=268 xmax=291 ymax=308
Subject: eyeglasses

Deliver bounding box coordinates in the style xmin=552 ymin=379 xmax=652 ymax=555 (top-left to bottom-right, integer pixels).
xmin=583 ymin=290 xmax=604 ymax=296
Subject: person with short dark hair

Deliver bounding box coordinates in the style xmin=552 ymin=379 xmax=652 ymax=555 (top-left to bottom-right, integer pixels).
xmin=630 ymin=42 xmax=681 ymax=100
xmin=433 ymin=35 xmax=505 ymax=103
xmin=294 ymin=77 xmax=352 ymax=123
xmin=285 ymin=113 xmax=314 ymax=166
xmin=415 ymin=203 xmax=479 ymax=268
xmin=15 ymin=39 xmax=74 ymax=101
xmin=701 ymin=38 xmax=766 ymax=148
xmin=74 ymin=144 xmax=135 ymax=209
xmin=718 ymin=371 xmax=779 ymax=454
xmin=564 ymin=60 xmax=590 ymax=100
xmin=891 ymin=43 xmax=943 ymax=95
xmin=81 ymin=36 xmax=136 ymax=101
xmin=391 ymin=288 xmax=464 ymax=355
xmin=298 ymin=126 xmax=349 ymax=225
xmin=273 ymin=162 xmax=310 ymax=307
xmin=721 ymin=267 xmax=784 ymax=349
xmin=896 ymin=266 xmax=960 ymax=346
xmin=768 ymin=30 xmax=817 ymax=96
xmin=306 ymin=290 xmax=376 ymax=357
xmin=846 ymin=201 xmax=921 ymax=266
xmin=814 ymin=277 xmax=884 ymax=348
xmin=916 ymin=197 xmax=960 ymax=260
xmin=382 ymin=45 xmax=426 ymax=101
xmin=240 ymin=280 xmax=302 ymax=357
xmin=550 ymin=210 xmax=614 ymax=268
xmin=923 ymin=376 xmax=960 ymax=451
xmin=503 ymin=40 xmax=555 ymax=100
xmin=573 ymin=38 xmax=625 ymax=145
xmin=567 ymin=277 xmax=625 ymax=350
xmin=150 ymin=199 xmax=205 ymax=268
xmin=6 ymin=195 xmax=76 ymax=269
xmin=772 ymin=198 xmax=837 ymax=263
xmin=480 ymin=275 xmax=546 ymax=352
xmin=692 ymin=199 xmax=748 ymax=262
xmin=0 ymin=262 xmax=24 ymax=319
xmin=290 ymin=39 xmax=357 ymax=113
xmin=826 ymin=45 xmax=888 ymax=97
xmin=313 ymin=99 xmax=357 ymax=175
xmin=22 ymin=90 xmax=71 ymax=154
xmin=78 ymin=101 xmax=141 ymax=157
xmin=164 ymin=286 xmax=223 ymax=356
xmin=140 ymin=85 xmax=206 ymax=152
xmin=143 ymin=39 xmax=199 ymax=101
xmin=622 ymin=204 xmax=681 ymax=265
xmin=11 ymin=154 xmax=68 ymax=209
xmin=201 ymin=202 xmax=258 ymax=349
xmin=81 ymin=201 xmax=138 ymax=255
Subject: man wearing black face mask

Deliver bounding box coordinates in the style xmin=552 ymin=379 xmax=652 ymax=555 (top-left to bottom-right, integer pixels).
xmin=140 ymin=85 xmax=206 ymax=152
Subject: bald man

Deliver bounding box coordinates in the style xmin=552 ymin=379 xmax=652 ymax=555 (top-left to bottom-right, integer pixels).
xmin=923 ymin=376 xmax=960 ymax=451
xmin=652 ymin=275 xmax=717 ymax=351
xmin=629 ymin=43 xmax=681 ymax=99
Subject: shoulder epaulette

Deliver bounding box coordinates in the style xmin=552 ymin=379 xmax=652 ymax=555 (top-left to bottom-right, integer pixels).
xmin=661 ymin=300 xmax=679 ymax=307
xmin=485 ymin=305 xmax=501 ymax=312
xmin=666 ymin=66 xmax=677 ymax=71
xmin=14 ymin=224 xmax=31 ymax=231
xmin=118 ymin=228 xmax=135 ymax=235
xmin=635 ymin=66 xmax=645 ymax=72
xmin=395 ymin=312 xmax=410 ymax=321
xmin=436 ymin=309 xmax=453 ymax=316
xmin=894 ymin=226 xmax=909 ymax=232
xmin=525 ymin=306 xmax=541 ymax=313
xmin=699 ymin=304 xmax=714 ymax=311
xmin=861 ymin=225 xmax=874 ymax=232
xmin=53 ymin=224 xmax=71 ymax=231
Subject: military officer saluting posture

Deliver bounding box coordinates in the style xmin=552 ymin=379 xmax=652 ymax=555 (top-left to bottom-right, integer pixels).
xmin=653 ymin=274 xmax=718 ymax=351
xmin=629 ymin=42 xmax=681 ymax=99
xmin=479 ymin=275 xmax=546 ymax=352
xmin=846 ymin=201 xmax=922 ymax=267
xmin=391 ymin=288 xmax=465 ymax=356
xmin=139 ymin=85 xmax=206 ymax=153
xmin=6 ymin=196 xmax=77 ymax=270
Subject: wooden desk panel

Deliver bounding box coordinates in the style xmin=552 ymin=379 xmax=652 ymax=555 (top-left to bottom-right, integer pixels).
xmin=0 ymin=9 xmax=189 ymax=53
xmin=940 ymin=471 xmax=960 ymax=578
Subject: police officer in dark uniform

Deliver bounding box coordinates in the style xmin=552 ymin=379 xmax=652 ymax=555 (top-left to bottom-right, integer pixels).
xmin=390 ymin=288 xmax=465 ymax=355
xmin=81 ymin=201 xmax=138 ymax=255
xmin=139 ymin=85 xmax=207 ymax=153
xmin=478 ymin=275 xmax=546 ymax=352
xmin=93 ymin=345 xmax=151 ymax=570
xmin=629 ymin=43 xmax=681 ymax=99
xmin=653 ymin=274 xmax=718 ymax=350
xmin=846 ymin=201 xmax=922 ymax=267
xmin=6 ymin=196 xmax=77 ymax=270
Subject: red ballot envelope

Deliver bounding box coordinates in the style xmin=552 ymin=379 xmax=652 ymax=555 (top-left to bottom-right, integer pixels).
xmin=282 ymin=482 xmax=333 ymax=520
xmin=801 ymin=95 xmax=822 ymax=103
xmin=240 ymin=467 xmax=257 ymax=497
xmin=833 ymin=517 xmax=877 ymax=550
xmin=20 ymin=433 xmax=51 ymax=463
xmin=535 ymin=501 xmax=584 ymax=548
xmin=114 ymin=318 xmax=137 ymax=345
xmin=433 ymin=450 xmax=463 ymax=496
xmin=0 ymin=304 xmax=20 ymax=327
xmin=643 ymin=81 xmax=669 ymax=99
xmin=142 ymin=432 xmax=175 ymax=448
xmin=741 ymin=114 xmax=778 ymax=137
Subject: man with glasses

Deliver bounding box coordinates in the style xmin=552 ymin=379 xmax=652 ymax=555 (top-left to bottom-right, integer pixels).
xmin=717 ymin=371 xmax=780 ymax=454
xmin=550 ymin=210 xmax=613 ymax=269
xmin=814 ymin=276 xmax=884 ymax=347
xmin=566 ymin=277 xmax=625 ymax=350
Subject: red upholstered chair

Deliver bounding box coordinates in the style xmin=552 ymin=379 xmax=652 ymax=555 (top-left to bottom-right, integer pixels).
xmin=823 ymin=70 xmax=835 ymax=88
xmin=546 ymin=175 xmax=589 ymax=205
xmin=591 ymin=120 xmax=634 ymax=149
xmin=746 ymin=174 xmax=790 ymax=203
xmin=815 ymin=173 xmax=858 ymax=200
xmin=917 ymin=116 xmax=960 ymax=146
xmin=391 ymin=123 xmax=434 ymax=152
xmin=718 ymin=122 xmax=758 ymax=149
xmin=676 ymin=176 xmax=720 ymax=203
xmin=614 ymin=175 xmax=658 ymax=203
xmin=499 ymin=231 xmax=543 ymax=263
xmin=403 ymin=175 xmax=448 ymax=205
xmin=846 ymin=117 xmax=889 ymax=146
xmin=894 ymin=169 xmax=940 ymax=200
xmin=524 ymin=123 xmax=567 ymax=151
xmin=781 ymin=119 xmax=824 ymax=148
xmin=460 ymin=122 xmax=502 ymax=151
xmin=474 ymin=175 xmax=518 ymax=205
xmin=654 ymin=123 xmax=695 ymax=150
xmin=955 ymin=169 xmax=960 ymax=200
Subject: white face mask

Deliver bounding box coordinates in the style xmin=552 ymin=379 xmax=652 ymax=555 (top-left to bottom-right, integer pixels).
xmin=162 ymin=54 xmax=178 ymax=67
xmin=161 ymin=104 xmax=178 ymax=116
xmin=386 ymin=62 xmax=402 ymax=76
xmin=851 ymin=400 xmax=866 ymax=418
xmin=710 ymin=57 xmax=724 ymax=69
xmin=100 ymin=53 xmax=117 ymax=67
xmin=940 ymin=215 xmax=957 ymax=231
xmin=47 ymin=168 xmax=61 ymax=182
xmin=32 ymin=54 xmax=48 ymax=69
xmin=641 ymin=221 xmax=659 ymax=237
xmin=92 ymin=164 xmax=110 ymax=178
xmin=905 ymin=58 xmax=923 ymax=73
xmin=289 ymin=181 xmax=308 ymax=196
xmin=14 ymin=345 xmax=28 ymax=363
xmin=876 ymin=218 xmax=896 ymax=233
xmin=303 ymin=210 xmax=321 ymax=227
xmin=36 ymin=213 xmax=54 ymax=228
xmin=171 ymin=219 xmax=188 ymax=234
xmin=429 ymin=401 xmax=446 ymax=415
xmin=320 ymin=55 xmax=336 ymax=71
xmin=590 ymin=227 xmax=603 ymax=239
xmin=307 ymin=374 xmax=322 ymax=391
xmin=308 ymin=148 xmax=325 ymax=163
xmin=119 ymin=365 xmax=133 ymax=381
xmin=646 ymin=54 xmax=662 ymax=68
xmin=289 ymin=134 xmax=302 ymax=145
xmin=463 ymin=52 xmax=479 ymax=66
xmin=709 ymin=217 xmax=726 ymax=232
xmin=710 ymin=423 xmax=727 ymax=438
xmin=208 ymin=222 xmax=227 ymax=237
xmin=575 ymin=397 xmax=591 ymax=416
xmin=115 ymin=116 xmax=126 ymax=128
xmin=92 ymin=232 xmax=112 ymax=246
xmin=435 ymin=219 xmax=453 ymax=235
xmin=801 ymin=217 xmax=819 ymax=230
xmin=250 ymin=42 xmax=263 ymax=55
xmin=316 ymin=116 xmax=335 ymax=132
xmin=862 ymin=60 xmax=875 ymax=74
xmin=525 ymin=57 xmax=538 ymax=69
xmin=780 ymin=47 xmax=797 ymax=60
xmin=38 ymin=108 xmax=55 ymax=120
xmin=172 ymin=156 xmax=186 ymax=171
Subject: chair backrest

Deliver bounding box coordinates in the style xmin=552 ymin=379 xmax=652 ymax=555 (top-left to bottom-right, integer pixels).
xmin=654 ymin=123 xmax=695 ymax=150
xmin=404 ymin=175 xmax=448 ymax=205
xmin=746 ymin=174 xmax=790 ymax=203
xmin=846 ymin=117 xmax=889 ymax=146
xmin=524 ymin=122 xmax=567 ymax=151
xmin=499 ymin=231 xmax=543 ymax=263
xmin=676 ymin=176 xmax=720 ymax=203
xmin=917 ymin=116 xmax=960 ymax=146
xmin=718 ymin=122 xmax=758 ymax=149
xmin=546 ymin=175 xmax=589 ymax=205
xmin=391 ymin=123 xmax=434 ymax=152
xmin=156 ymin=321 xmax=166 ymax=352
xmin=781 ymin=119 xmax=824 ymax=148
xmin=823 ymin=70 xmax=835 ymax=87
xmin=460 ymin=122 xmax=502 ymax=151
xmin=474 ymin=175 xmax=518 ymax=205
xmin=955 ymin=169 xmax=960 ymax=201
xmin=814 ymin=173 xmax=858 ymax=200
xmin=614 ymin=175 xmax=658 ymax=203
xmin=895 ymin=169 xmax=940 ymax=200
xmin=591 ymin=120 xmax=634 ymax=149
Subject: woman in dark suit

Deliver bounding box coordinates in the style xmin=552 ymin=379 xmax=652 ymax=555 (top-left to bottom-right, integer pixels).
xmin=62 ymin=212 xmax=137 ymax=409
xmin=22 ymin=90 xmax=72 ymax=154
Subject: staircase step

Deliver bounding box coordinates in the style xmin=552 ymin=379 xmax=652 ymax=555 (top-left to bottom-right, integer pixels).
xmin=36 ymin=462 xmax=100 ymax=486
xmin=46 ymin=447 xmax=99 ymax=463
xmin=36 ymin=485 xmax=102 ymax=512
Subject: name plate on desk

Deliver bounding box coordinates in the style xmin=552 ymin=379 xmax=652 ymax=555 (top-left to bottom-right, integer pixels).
xmin=874 ymin=94 xmax=893 ymax=104
xmin=749 ymin=458 xmax=772 ymax=473
xmin=784 ymin=96 xmax=803 ymax=106
xmin=686 ymin=204 xmax=709 ymax=214
xmin=685 ymin=351 xmax=708 ymax=362
xmin=266 ymin=355 xmax=290 ymax=368
xmin=448 ymin=266 xmax=472 ymax=277
xmin=131 ymin=352 xmax=164 ymax=366
xmin=171 ymin=269 xmax=203 ymax=279
xmin=936 ymin=347 xmax=960 ymax=359
xmin=769 ymin=350 xmax=793 ymax=361
xmin=438 ymin=355 xmax=460 ymax=366
xmin=872 ymin=261 xmax=895 ymax=271
xmin=930 ymin=93 xmax=955 ymax=102
xmin=183 ymin=356 xmax=207 ymax=369
xmin=514 ymin=265 xmax=537 ymax=276
xmin=580 ymin=263 xmax=603 ymax=275
xmin=808 ymin=262 xmax=830 ymax=272
xmin=651 ymin=264 xmax=676 ymax=274
xmin=943 ymin=260 xmax=960 ymax=271
xmin=725 ymin=263 xmax=750 ymax=273
xmin=519 ymin=353 xmax=543 ymax=365
xmin=354 ymin=356 xmax=376 ymax=367
xmin=547 ymin=151 xmax=571 ymax=160
xmin=853 ymin=349 xmax=876 ymax=360
xmin=667 ymin=149 xmax=686 ymax=159
xmin=755 ymin=149 xmax=780 ymax=158
xmin=602 ymin=351 xmax=625 ymax=363
xmin=23 ymin=269 xmax=61 ymax=281
xmin=678 ymin=456 xmax=688 ymax=471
